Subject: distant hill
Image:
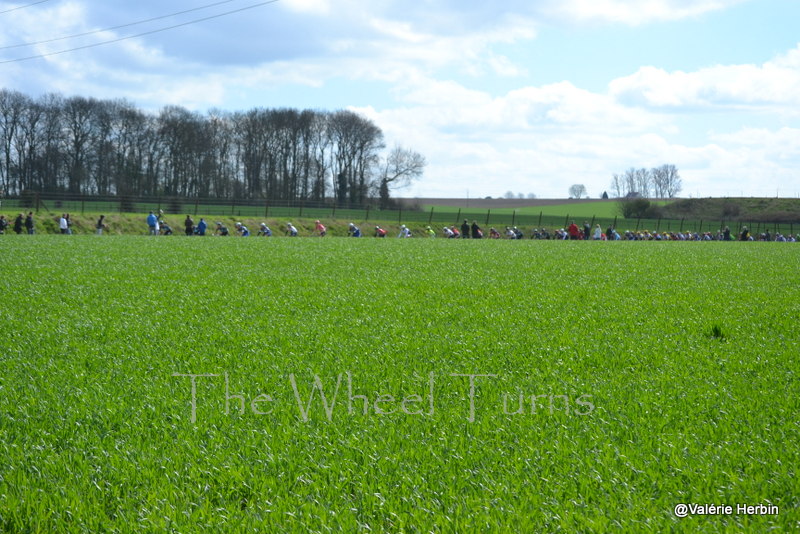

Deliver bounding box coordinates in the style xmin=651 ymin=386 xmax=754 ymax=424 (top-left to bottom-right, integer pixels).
xmin=662 ymin=198 xmax=800 ymax=223
xmin=402 ymin=197 xmax=800 ymax=223
xmin=401 ymin=198 xmax=609 ymax=209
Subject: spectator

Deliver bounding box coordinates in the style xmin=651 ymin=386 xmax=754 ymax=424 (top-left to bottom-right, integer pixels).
xmin=24 ymin=212 xmax=34 ymax=234
xmin=184 ymin=215 xmax=194 ymax=236
xmin=59 ymin=214 xmax=69 ymax=234
xmin=195 ymin=218 xmax=207 ymax=236
xmin=723 ymin=226 xmax=731 ymax=241
xmin=739 ymin=226 xmax=750 ymax=241
xmin=460 ymin=219 xmax=470 ymax=239
xmin=593 ymin=224 xmax=602 ymax=240
xmin=13 ymin=213 xmax=24 ymax=234
xmin=583 ymin=221 xmax=591 ymax=240
xmin=568 ymin=221 xmax=580 ymax=240
xmin=0 ymin=215 xmax=7 ymax=234
xmin=146 ymin=211 xmax=158 ymax=235
xmin=96 ymin=215 xmax=106 ymax=235
xmin=471 ymin=221 xmax=482 ymax=239
xmin=65 ymin=213 xmax=73 ymax=234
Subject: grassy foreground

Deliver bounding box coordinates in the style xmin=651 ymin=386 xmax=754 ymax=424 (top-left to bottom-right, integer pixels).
xmin=0 ymin=237 xmax=798 ymax=532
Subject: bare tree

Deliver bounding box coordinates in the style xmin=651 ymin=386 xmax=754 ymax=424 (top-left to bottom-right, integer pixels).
xmin=328 ymin=110 xmax=384 ymax=206
xmin=662 ymin=164 xmax=682 ymax=197
xmin=568 ymin=183 xmax=587 ymax=199
xmin=0 ymin=90 xmax=28 ymax=194
xmin=610 ymin=173 xmax=624 ymax=198
xmin=624 ymin=168 xmax=637 ymax=196
xmin=378 ymin=145 xmax=425 ymax=208
xmin=614 ymin=164 xmax=681 ymax=199
xmin=651 ymin=165 xmax=666 ymax=198
xmin=634 ymin=168 xmax=651 ymax=198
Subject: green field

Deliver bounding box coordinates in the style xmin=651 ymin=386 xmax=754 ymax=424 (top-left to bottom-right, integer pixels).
xmin=1 ymin=237 xmax=798 ymax=531
xmin=423 ymin=200 xmax=630 ymax=218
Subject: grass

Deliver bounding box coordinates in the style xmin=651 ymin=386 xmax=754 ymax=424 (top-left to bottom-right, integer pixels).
xmin=0 ymin=237 xmax=798 ymax=531
xmin=423 ymin=200 xmax=628 ymax=218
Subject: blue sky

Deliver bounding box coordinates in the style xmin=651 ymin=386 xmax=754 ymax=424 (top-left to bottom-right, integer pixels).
xmin=2 ymin=0 xmax=799 ymax=198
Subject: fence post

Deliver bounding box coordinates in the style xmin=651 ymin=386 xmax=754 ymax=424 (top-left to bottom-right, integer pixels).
xmin=428 ymin=206 xmax=434 ymax=224
xmin=656 ymin=218 xmax=660 ymax=232
xmin=564 ymin=215 xmax=570 ymax=228
xmin=699 ymin=220 xmax=703 ymax=233
xmin=81 ymin=198 xmax=85 ymax=214
xmin=485 ymin=209 xmax=491 ymax=226
xmin=455 ymin=208 xmax=461 ymax=225
xmin=590 ymin=215 xmax=595 ymax=230
xmin=636 ymin=218 xmax=641 ymax=231
xmin=613 ymin=216 xmax=617 ymax=230
xmin=512 ymin=210 xmax=516 ymax=227
xmin=332 ymin=204 xmax=336 ymax=219
xmin=399 ymin=207 xmax=402 ymax=224
xmin=680 ymin=218 xmax=684 ymax=232
xmin=538 ymin=211 xmax=543 ymax=227
xmin=365 ymin=205 xmax=370 ymax=221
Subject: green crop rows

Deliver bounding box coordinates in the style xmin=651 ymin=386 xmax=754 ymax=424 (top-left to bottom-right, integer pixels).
xmin=1 ymin=237 xmax=798 ymax=532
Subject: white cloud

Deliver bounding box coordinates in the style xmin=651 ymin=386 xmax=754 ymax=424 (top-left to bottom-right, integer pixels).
xmin=280 ymin=0 xmax=332 ymax=15
xmin=355 ymin=77 xmax=680 ymax=198
xmin=610 ymin=44 xmax=800 ymax=111
xmin=543 ymin=0 xmax=748 ymax=26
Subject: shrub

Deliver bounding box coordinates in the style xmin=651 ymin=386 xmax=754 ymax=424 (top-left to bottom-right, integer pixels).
xmin=619 ymin=198 xmax=651 ymax=218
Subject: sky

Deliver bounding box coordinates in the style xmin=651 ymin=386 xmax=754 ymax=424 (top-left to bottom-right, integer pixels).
xmin=2 ymin=0 xmax=799 ymax=199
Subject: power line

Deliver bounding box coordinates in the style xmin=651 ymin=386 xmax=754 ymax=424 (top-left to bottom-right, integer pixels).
xmin=0 ymin=0 xmax=240 ymax=50
xmin=0 ymin=0 xmax=52 ymax=16
xmin=0 ymin=0 xmax=280 ymax=64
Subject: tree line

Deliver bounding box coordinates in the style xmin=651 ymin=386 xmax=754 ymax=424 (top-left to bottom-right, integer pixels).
xmin=610 ymin=165 xmax=682 ymax=199
xmin=0 ymin=88 xmax=425 ymax=207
